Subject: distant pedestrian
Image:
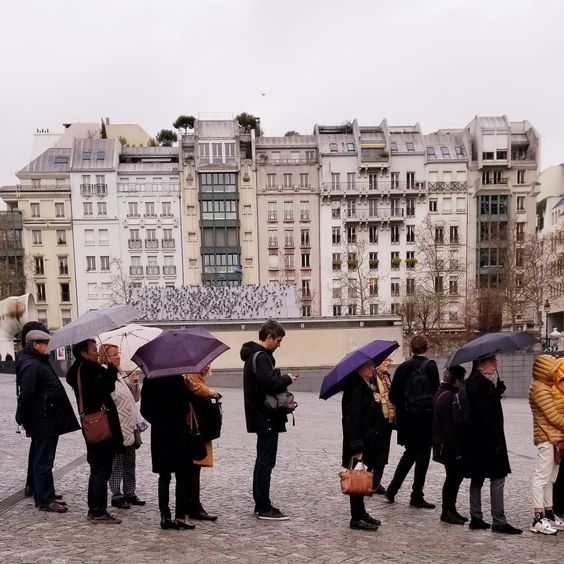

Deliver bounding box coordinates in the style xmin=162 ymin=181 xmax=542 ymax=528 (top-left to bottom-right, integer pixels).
xmin=432 ymin=365 xmax=467 ymax=524
xmin=15 ymin=329 xmax=79 ymax=513
xmin=387 ymin=335 xmax=439 ymax=508
xmin=240 ymin=319 xmax=296 ymax=520
xmin=528 ymin=354 xmax=564 ymax=534
xmin=463 ymin=354 xmax=522 ymax=534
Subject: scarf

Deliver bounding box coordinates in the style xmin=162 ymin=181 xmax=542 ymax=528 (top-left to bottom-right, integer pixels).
xmin=370 ymin=370 xmax=395 ymax=423
xmin=478 ymin=366 xmax=498 ymax=386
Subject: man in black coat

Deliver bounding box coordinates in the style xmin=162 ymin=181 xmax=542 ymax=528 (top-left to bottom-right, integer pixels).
xmin=386 ymin=334 xmax=439 ymax=508
xmin=463 ymin=355 xmax=522 ymax=534
xmin=240 ymin=319 xmax=296 ymax=521
xmin=15 ymin=330 xmax=80 ymax=513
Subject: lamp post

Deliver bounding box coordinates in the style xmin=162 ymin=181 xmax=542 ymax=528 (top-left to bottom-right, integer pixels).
xmin=544 ymin=299 xmax=551 ymax=344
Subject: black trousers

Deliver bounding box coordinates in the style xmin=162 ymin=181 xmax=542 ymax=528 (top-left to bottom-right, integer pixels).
xmin=158 ymin=471 xmax=189 ymax=520
xmin=187 ymin=463 xmax=202 ymax=514
xmin=554 ymin=462 xmax=564 ymax=516
xmin=442 ymin=462 xmax=464 ymax=513
xmin=349 ymin=495 xmax=366 ymax=520
xmin=26 ymin=438 xmax=35 ymax=489
xmin=387 ymin=440 xmax=431 ymax=500
xmin=253 ymin=432 xmax=279 ymax=513
xmin=86 ymin=442 xmax=115 ymax=517
xmin=33 ymin=435 xmax=59 ymax=507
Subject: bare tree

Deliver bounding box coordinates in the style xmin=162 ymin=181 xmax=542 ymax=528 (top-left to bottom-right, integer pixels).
xmin=107 ymin=258 xmax=136 ymax=305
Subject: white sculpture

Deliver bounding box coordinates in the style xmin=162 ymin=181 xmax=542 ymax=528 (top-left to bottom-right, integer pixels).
xmin=0 ymin=294 xmax=37 ymax=360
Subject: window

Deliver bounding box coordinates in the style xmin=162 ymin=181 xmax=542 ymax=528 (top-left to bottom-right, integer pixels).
xmin=54 ymin=202 xmax=64 ymax=217
xmin=267 ymin=174 xmax=276 ymax=188
xmin=348 ymin=253 xmax=357 ymax=269
xmin=283 ymin=174 xmax=293 ymax=188
xmin=406 ymin=142 xmax=415 ymax=152
xmin=212 ymin=143 xmax=223 ymax=163
xmin=332 ymin=200 xmax=341 ymax=219
xmin=98 ymin=229 xmax=109 ymax=245
xmin=440 ymin=146 xmax=450 ymax=158
xmin=370 ymin=304 xmax=378 ymax=315
xmin=330 ymin=143 xmax=338 ymax=152
xmin=36 ymin=283 xmax=46 ymax=302
xmin=333 ymin=305 xmax=342 ymax=316
xmin=496 ymin=150 xmax=507 ymax=160
xmin=61 ymin=309 xmax=72 ymax=326
xmin=100 ymin=256 xmax=110 ymax=271
xmin=83 ymin=202 xmax=93 ymax=216
xmin=34 ymin=256 xmax=44 ymax=275
xmin=450 ymin=226 xmax=459 ymax=244
xmin=284 ymin=228 xmax=294 ymax=248
xmin=347 ymin=143 xmax=355 ymax=152
xmin=516 ymin=196 xmax=525 ymax=212
xmin=32 ymin=179 xmax=41 ymax=189
xmin=443 ymin=197 xmax=452 ymax=213
xmin=406 ymin=172 xmax=415 ymax=189
xmin=435 ymin=227 xmax=444 ymax=244
xmin=391 ymin=225 xmax=400 ymax=244
xmin=332 ymin=253 xmax=341 ymax=271
xmin=96 ymin=150 xmax=105 ymax=160
xmin=333 ymin=285 xmax=342 ymax=298
xmin=406 ymin=198 xmax=415 ymax=217
xmin=368 ymin=199 xmax=378 ymax=218
xmin=86 ymin=256 xmax=96 ymax=271
xmin=391 ymin=280 xmax=400 ymax=296
xmin=32 ymin=230 xmax=42 ymax=245
xmin=267 ymin=201 xmax=277 ymax=221
xmin=482 ymin=151 xmax=494 ymax=160
xmin=517 ymin=170 xmax=526 ymax=184
xmin=449 ymin=279 xmax=458 ymax=296
xmin=332 ymin=227 xmax=341 ymax=245
xmin=284 ymin=254 xmax=294 ymax=269
xmin=283 ymin=201 xmax=294 ymax=221
xmin=406 ymin=225 xmax=415 ymax=243
xmin=58 ymin=256 xmax=69 ymax=275
xmin=60 ymin=283 xmax=70 ymax=302
xmin=268 ymin=254 xmax=279 ymax=270
xmin=369 ymin=278 xmax=378 ymax=296
xmin=456 ymin=197 xmax=466 ymax=213
xmin=347 ymin=172 xmax=356 ymax=189
xmin=145 ymin=202 xmax=156 ymax=217
xmin=427 ymin=147 xmax=437 ymax=159
xmin=301 ymin=228 xmax=310 ymax=246
xmin=331 ymin=172 xmax=340 ymax=190
xmin=56 ymin=230 xmax=66 ymax=245
xmin=301 ymin=279 xmax=311 ymax=297
xmin=291 ymin=151 xmax=300 ymax=163
xmin=243 ymin=231 xmax=252 ymax=242
xmin=301 ymin=253 xmax=310 ymax=268
xmin=225 ymin=143 xmax=235 ymax=158
xmin=455 ymin=146 xmax=464 ymax=157
xmin=268 ymin=228 xmax=278 ymax=247
xmin=516 ymin=222 xmax=526 ymax=242
xmin=199 ymin=143 xmax=210 ymax=160
xmin=128 ymin=202 xmax=139 ymax=217
xmin=348 ymin=304 xmax=357 ymax=316
xmin=347 ymin=226 xmax=357 ymax=244
xmin=391 ymin=251 xmax=400 ymax=269
xmin=369 ymin=174 xmax=378 ymax=191
xmin=162 ymin=202 xmax=172 ymax=216
xmin=429 ymin=199 xmax=438 ymax=212
xmin=434 ymin=276 xmax=444 ymax=294
xmin=84 ymin=229 xmax=95 ymax=245
xmin=83 ymin=151 xmax=91 ymax=161
xmin=369 ymin=226 xmax=378 ymax=244
xmin=30 ymin=203 xmax=40 ymax=218
xmin=302 ymin=305 xmax=311 ymax=317
xmin=305 ymin=150 xmax=315 ymax=162
xmin=391 ymin=172 xmax=399 ymax=190
xmin=369 ymin=252 xmax=378 ymax=269
xmin=300 ymin=173 xmax=309 ymax=187
xmin=406 ymin=278 xmax=415 ymax=296
xmin=97 ymin=201 xmax=107 ymax=216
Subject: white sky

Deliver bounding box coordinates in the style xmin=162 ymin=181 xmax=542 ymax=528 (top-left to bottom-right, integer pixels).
xmin=0 ymin=0 xmax=563 ymax=185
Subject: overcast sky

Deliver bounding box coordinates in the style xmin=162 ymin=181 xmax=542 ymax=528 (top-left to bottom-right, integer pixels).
xmin=0 ymin=0 xmax=562 ymax=185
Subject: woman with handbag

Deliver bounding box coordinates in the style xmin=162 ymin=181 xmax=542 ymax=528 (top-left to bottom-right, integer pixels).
xmin=140 ymin=374 xmax=195 ymax=530
xmin=99 ymin=344 xmax=146 ymax=510
xmin=66 ymin=339 xmax=123 ymax=524
xmin=341 ymin=360 xmax=384 ymax=531
xmin=184 ymin=365 xmax=220 ymax=521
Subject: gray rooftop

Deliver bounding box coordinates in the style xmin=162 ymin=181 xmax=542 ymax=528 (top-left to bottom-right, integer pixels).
xmin=18 ymin=148 xmax=72 ymax=175
xmin=72 ymin=139 xmax=117 ymax=170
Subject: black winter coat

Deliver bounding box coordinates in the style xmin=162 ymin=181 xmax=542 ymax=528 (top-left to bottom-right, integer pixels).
xmin=388 ymin=355 xmax=440 ymax=447
xmin=432 ymin=382 xmax=460 ymax=466
xmin=341 ymin=374 xmax=384 ymax=469
xmin=241 ymin=341 xmax=292 ymax=433
xmin=462 ymin=369 xmax=511 ymax=480
xmin=140 ymin=375 xmax=192 ymax=474
xmin=66 ymin=359 xmax=123 ymax=449
xmin=15 ymin=348 xmax=79 ymax=438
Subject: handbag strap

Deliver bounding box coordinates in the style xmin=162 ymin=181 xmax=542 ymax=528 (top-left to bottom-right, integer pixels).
xmin=189 ymin=403 xmax=200 ymax=433
xmin=76 ymin=364 xmax=85 ymax=415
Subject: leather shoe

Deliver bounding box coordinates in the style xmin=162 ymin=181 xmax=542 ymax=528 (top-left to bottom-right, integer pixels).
xmin=492 ymin=523 xmax=523 ymax=535
xmin=124 ymin=496 xmax=146 ymax=506
xmin=189 ymin=510 xmax=218 ymax=521
xmin=350 ymin=518 xmax=379 ymax=531
xmin=39 ymin=501 xmax=68 ymax=513
xmin=384 ymin=491 xmax=395 ymax=504
xmin=111 ymin=498 xmax=131 ymax=509
xmin=362 ymin=513 xmax=381 ymax=526
xmin=440 ymin=510 xmax=465 ymax=525
xmin=469 ymin=517 xmax=491 ymax=530
xmin=24 ymin=485 xmax=33 ymax=497
xmin=410 ymin=498 xmax=436 ymax=509
xmin=372 ymin=484 xmax=387 ymax=495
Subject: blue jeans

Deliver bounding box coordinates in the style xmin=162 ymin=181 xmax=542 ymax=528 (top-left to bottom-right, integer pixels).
xmin=33 ymin=435 xmax=59 ymax=507
xmin=253 ymin=432 xmax=279 ymax=513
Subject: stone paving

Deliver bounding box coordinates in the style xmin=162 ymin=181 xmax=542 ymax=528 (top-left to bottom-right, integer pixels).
xmin=0 ymin=373 xmax=562 ymax=563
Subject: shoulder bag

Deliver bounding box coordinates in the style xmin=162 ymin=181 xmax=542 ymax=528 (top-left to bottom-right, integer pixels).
xmin=77 ymin=364 xmax=113 ymax=445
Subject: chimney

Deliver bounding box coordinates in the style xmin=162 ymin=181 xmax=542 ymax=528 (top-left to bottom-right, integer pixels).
xmin=105 ymin=117 xmax=110 ymax=125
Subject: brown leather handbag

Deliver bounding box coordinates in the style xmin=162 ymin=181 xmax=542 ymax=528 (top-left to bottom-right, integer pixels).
xmin=77 ymin=365 xmax=112 ymax=445
xmin=339 ymin=458 xmax=373 ymax=496
xmin=554 ymin=440 xmax=564 ymax=464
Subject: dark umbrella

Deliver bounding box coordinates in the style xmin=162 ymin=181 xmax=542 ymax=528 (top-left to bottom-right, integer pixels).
xmin=319 ymin=340 xmax=399 ymax=400
xmin=445 ymin=331 xmax=536 ymax=368
xmin=131 ymin=328 xmax=230 ymax=378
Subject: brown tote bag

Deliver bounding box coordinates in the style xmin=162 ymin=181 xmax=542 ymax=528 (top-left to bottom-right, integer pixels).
xmin=339 ymin=457 xmax=373 ymax=496
xmin=77 ymin=365 xmax=112 ymax=445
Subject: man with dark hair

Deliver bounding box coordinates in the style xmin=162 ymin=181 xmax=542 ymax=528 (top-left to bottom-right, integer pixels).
xmin=240 ymin=319 xmax=296 ymax=520
xmin=386 ymin=335 xmax=440 ymax=508
xmin=15 ymin=329 xmax=79 ymax=512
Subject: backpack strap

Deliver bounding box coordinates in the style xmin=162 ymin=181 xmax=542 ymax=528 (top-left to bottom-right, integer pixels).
xmin=252 ymin=350 xmax=273 ymax=374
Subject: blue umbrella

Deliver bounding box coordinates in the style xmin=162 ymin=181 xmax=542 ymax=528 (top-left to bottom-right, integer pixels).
xmin=132 ymin=328 xmax=230 ymax=378
xmin=445 ymin=331 xmax=536 ymax=368
xmin=319 ymin=340 xmax=400 ymax=400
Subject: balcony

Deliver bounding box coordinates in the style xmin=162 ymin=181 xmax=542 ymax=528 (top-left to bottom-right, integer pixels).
xmin=284 ymin=240 xmax=295 ymax=249
xmin=268 ymin=239 xmax=279 ymax=249
xmin=427 ymin=181 xmax=468 ymax=192
xmin=161 ymin=239 xmax=175 ymax=249
xmin=129 ymin=266 xmax=143 ymax=276
xmin=283 ymin=213 xmax=294 ymax=222
xmin=80 ymin=184 xmax=93 ymax=196
xmin=267 ymin=213 xmax=278 ymax=222
xmin=300 ymin=239 xmax=311 ymax=249
xmin=482 ymin=177 xmax=508 ymax=186
xmin=321 ymin=180 xmax=426 ymax=196
xmin=145 ymin=239 xmax=158 ymax=249
xmin=146 ymin=266 xmax=160 ymax=276
xmin=163 ymin=266 xmax=176 ymax=276
xmin=128 ymin=239 xmax=142 ymax=250
xmin=95 ymin=183 xmax=107 ymax=196
xmin=300 ymin=212 xmax=310 ymax=222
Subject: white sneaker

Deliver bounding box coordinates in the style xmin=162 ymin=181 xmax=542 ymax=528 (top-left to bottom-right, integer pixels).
xmin=530 ymin=518 xmax=558 ymax=535
xmin=547 ymin=514 xmax=564 ymax=531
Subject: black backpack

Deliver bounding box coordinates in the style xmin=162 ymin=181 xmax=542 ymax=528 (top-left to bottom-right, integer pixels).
xmin=451 ymin=385 xmax=471 ymax=427
xmin=405 ymin=358 xmax=435 ymax=416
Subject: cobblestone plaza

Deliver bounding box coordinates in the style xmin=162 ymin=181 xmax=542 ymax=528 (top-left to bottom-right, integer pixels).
xmin=0 ymin=375 xmax=561 ymax=563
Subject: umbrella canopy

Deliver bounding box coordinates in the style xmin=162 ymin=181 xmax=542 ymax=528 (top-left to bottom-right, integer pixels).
xmin=48 ymin=305 xmax=142 ymax=351
xmin=319 ymin=340 xmax=399 ymax=400
xmin=131 ymin=327 xmax=230 ymax=378
xmin=445 ymin=331 xmax=536 ymax=368
xmin=98 ymin=324 xmax=163 ymax=364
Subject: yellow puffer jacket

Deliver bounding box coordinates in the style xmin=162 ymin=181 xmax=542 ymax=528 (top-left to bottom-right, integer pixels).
xmin=528 ymin=355 xmax=564 ymax=445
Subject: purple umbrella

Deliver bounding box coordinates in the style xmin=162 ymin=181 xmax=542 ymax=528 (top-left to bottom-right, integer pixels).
xmin=319 ymin=340 xmax=400 ymax=400
xmin=131 ymin=328 xmax=230 ymax=378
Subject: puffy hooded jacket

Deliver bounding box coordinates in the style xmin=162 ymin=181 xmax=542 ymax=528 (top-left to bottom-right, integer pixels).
xmin=528 ymin=354 xmax=564 ymax=445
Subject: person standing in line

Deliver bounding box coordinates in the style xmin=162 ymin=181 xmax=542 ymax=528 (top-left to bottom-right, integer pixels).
xmin=99 ymin=344 xmax=146 ymax=510
xmin=528 ymin=355 xmax=564 ymax=534
xmin=240 ymin=319 xmax=296 ymax=521
xmin=463 ymin=354 xmax=522 ymax=534
xmin=15 ymin=330 xmax=80 ymax=513
xmin=369 ymin=357 xmax=395 ymax=495
xmin=66 ymin=339 xmax=123 ymax=524
xmin=386 ymin=335 xmax=439 ymax=508
xmin=432 ymin=365 xmax=467 ymax=525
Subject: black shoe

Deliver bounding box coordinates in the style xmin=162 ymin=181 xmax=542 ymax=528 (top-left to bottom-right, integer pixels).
xmin=469 ymin=517 xmax=491 ymax=530
xmin=453 ymin=510 xmax=468 ymax=522
xmin=410 ymin=498 xmax=436 ymax=509
xmin=54 ymin=494 xmax=63 ymax=500
xmin=492 ymin=523 xmax=523 ymax=535
xmin=384 ymin=491 xmax=395 ymax=503
xmin=372 ymin=484 xmax=387 ymax=495
xmin=160 ymin=517 xmax=177 ymax=530
xmin=24 ymin=485 xmax=33 ymax=497
xmin=350 ymin=518 xmax=379 ymax=531
xmin=257 ymin=508 xmax=289 ymax=520
xmin=189 ymin=510 xmax=218 ymax=521
xmin=124 ymin=495 xmax=146 ymax=506
xmin=174 ymin=519 xmax=196 ymax=530
xmin=441 ymin=511 xmax=466 ymax=525
xmin=39 ymin=501 xmax=68 ymax=513
xmin=111 ymin=498 xmax=131 ymax=509
xmin=362 ymin=513 xmax=381 ymax=526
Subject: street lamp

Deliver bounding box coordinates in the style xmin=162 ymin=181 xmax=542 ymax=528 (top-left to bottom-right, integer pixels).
xmin=544 ymin=299 xmax=551 ymax=344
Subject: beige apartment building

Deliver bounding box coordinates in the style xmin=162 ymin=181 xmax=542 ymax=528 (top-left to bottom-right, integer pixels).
xmin=255 ymin=135 xmax=321 ymax=316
